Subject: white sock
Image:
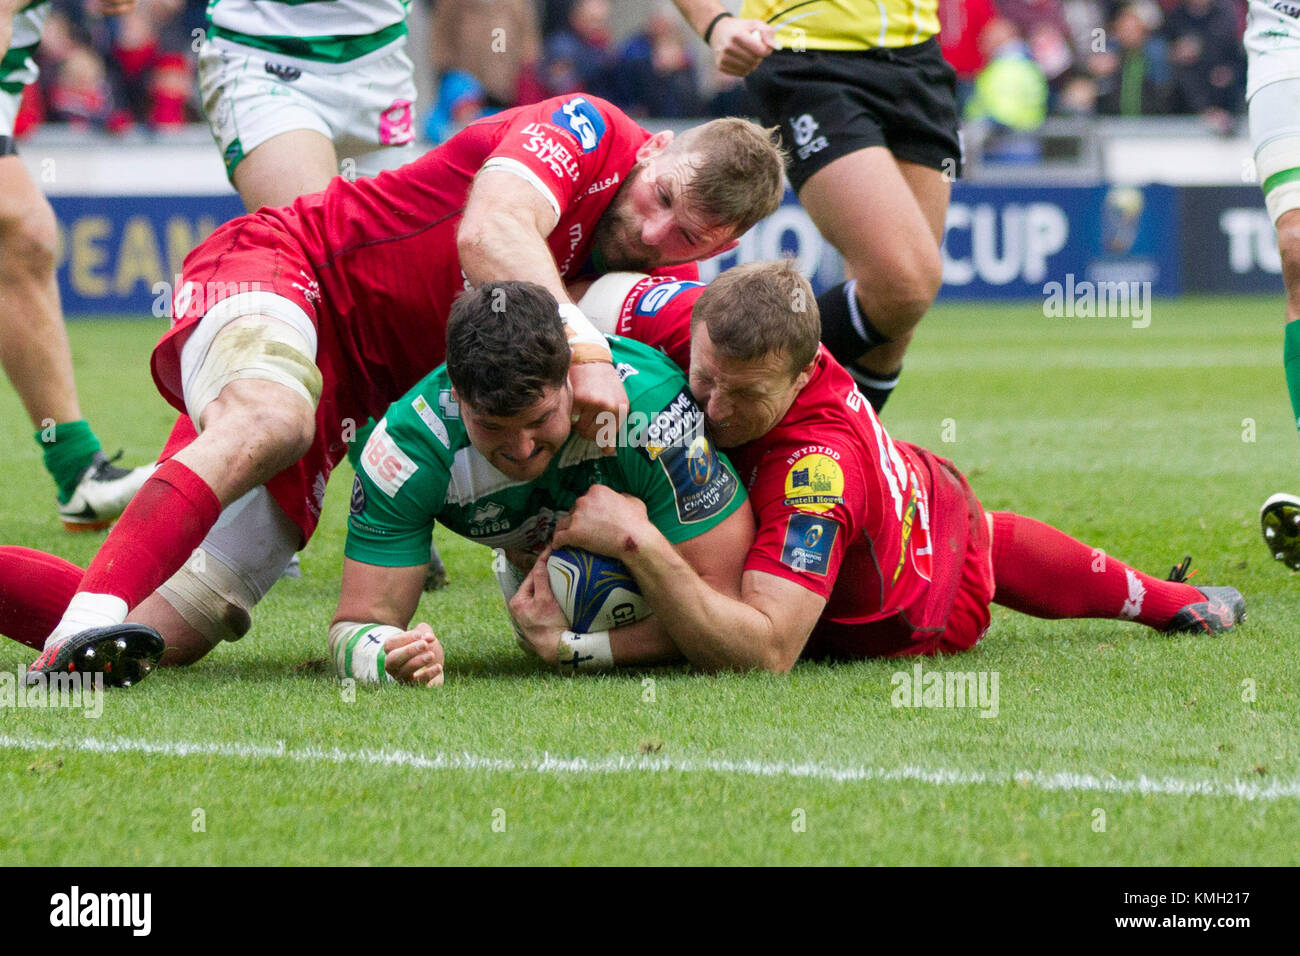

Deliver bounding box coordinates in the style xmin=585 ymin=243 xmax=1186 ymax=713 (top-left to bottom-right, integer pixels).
xmin=45 ymin=592 xmax=129 ymax=648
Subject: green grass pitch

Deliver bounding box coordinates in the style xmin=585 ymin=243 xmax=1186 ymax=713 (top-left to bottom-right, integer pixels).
xmin=1 ymin=295 xmax=1298 ymax=866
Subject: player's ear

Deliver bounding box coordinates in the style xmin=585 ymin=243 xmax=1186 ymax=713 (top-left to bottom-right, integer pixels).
xmin=711 ymin=237 xmax=740 ymax=256
xmin=635 ymin=130 xmax=674 ymax=163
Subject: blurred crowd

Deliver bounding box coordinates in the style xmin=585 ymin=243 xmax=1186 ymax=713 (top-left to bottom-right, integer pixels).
xmin=8 ymin=0 xmax=1253 ymax=140
xmin=948 ymin=0 xmax=1248 ymax=134
xmin=12 ymin=0 xmax=203 ymax=136
xmin=427 ymin=0 xmax=751 ymax=142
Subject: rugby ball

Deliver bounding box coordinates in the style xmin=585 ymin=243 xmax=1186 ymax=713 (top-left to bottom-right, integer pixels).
xmin=546 ymin=546 xmax=651 ymax=632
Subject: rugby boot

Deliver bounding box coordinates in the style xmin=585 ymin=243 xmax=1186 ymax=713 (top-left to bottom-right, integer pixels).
xmin=58 ymin=451 xmax=156 ymax=532
xmin=25 ymin=623 xmax=165 ymax=688
xmin=1260 ymin=492 xmax=1300 ymax=570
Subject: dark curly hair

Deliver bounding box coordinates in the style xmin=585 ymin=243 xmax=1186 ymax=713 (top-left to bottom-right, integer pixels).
xmin=445 ymin=281 xmax=571 ymax=417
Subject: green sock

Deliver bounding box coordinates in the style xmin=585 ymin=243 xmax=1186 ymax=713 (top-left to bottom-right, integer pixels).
xmin=35 ymin=419 xmax=102 ymax=504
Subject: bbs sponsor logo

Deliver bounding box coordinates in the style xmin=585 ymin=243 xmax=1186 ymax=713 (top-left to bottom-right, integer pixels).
xmin=519 ymin=122 xmax=580 ymax=182
xmin=553 ymin=96 xmax=607 ymax=152
xmin=359 ymin=420 xmax=418 ymax=497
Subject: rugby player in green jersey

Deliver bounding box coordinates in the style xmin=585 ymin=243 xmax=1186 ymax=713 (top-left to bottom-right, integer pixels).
xmin=330 ymin=281 xmax=753 ymax=685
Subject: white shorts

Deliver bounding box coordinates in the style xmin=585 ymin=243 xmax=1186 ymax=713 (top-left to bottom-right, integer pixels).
xmin=0 ymin=4 xmax=47 ymax=139
xmin=1249 ymin=78 xmax=1300 ymax=224
xmin=0 ymin=90 xmax=19 ymax=144
xmin=198 ymin=41 xmax=418 ymax=181
xmin=1246 ymin=0 xmax=1300 ymax=101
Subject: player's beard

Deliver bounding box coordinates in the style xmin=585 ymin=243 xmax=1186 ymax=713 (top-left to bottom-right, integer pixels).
xmin=593 ymin=164 xmax=657 ymax=272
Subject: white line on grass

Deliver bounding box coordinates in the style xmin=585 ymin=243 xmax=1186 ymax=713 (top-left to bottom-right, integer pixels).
xmin=2 ymin=732 xmax=1297 ymax=801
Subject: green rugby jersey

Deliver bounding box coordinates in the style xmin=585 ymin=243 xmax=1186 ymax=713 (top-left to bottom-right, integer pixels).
xmin=1 ymin=2 xmax=51 ymax=98
xmin=346 ymin=336 xmax=746 ymax=567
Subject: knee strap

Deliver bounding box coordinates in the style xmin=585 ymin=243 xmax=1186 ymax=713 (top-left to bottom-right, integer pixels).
xmin=157 ymin=549 xmax=260 ymax=647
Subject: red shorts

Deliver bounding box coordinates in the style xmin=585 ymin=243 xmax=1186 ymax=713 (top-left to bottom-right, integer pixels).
xmin=805 ymin=452 xmax=995 ymax=659
xmin=150 ymin=217 xmax=356 ymax=545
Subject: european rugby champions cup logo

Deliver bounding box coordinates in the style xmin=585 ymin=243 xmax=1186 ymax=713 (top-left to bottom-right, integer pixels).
xmin=1102 ymin=185 xmax=1144 ymax=256
xmin=1044 ymin=185 xmax=1153 ymax=328
xmin=685 ymin=434 xmax=712 ymax=486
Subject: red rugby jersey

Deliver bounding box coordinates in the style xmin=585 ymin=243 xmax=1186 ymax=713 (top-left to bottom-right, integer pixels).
xmin=255 ymin=94 xmax=654 ymax=421
xmin=613 ymin=278 xmax=939 ymax=633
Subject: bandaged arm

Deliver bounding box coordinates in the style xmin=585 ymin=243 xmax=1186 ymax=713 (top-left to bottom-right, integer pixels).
xmin=330 ymin=559 xmax=428 ymax=683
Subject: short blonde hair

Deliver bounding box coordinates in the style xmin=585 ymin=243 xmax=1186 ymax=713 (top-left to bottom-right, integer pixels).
xmin=691 ymin=260 xmax=820 ymax=377
xmin=672 ymin=118 xmax=787 ymax=238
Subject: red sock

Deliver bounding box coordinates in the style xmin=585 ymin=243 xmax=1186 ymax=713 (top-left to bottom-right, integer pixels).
xmin=160 ymin=414 xmax=198 ymax=461
xmin=0 ymin=547 xmax=83 ymax=649
xmin=75 ymin=458 xmax=222 ymax=611
xmin=990 ymin=512 xmax=1202 ymax=630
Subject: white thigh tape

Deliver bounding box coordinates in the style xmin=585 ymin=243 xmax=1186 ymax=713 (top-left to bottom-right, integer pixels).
xmin=157 ymin=549 xmax=260 ymax=646
xmin=1256 ymin=135 xmax=1300 ymax=224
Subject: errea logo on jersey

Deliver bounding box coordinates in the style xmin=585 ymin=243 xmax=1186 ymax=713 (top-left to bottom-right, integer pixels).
xmin=361 ymin=420 xmax=418 ymax=497
xmin=553 ymin=97 xmax=606 ymax=152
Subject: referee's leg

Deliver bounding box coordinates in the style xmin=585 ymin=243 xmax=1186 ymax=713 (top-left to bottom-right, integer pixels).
xmin=798 ymin=147 xmax=948 ymax=407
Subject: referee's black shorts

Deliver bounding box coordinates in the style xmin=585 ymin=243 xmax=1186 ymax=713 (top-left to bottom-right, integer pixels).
xmin=746 ymin=37 xmax=962 ymax=193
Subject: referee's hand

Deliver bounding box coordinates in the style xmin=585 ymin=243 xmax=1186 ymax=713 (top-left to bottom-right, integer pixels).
xmin=710 ymin=17 xmax=778 ymax=78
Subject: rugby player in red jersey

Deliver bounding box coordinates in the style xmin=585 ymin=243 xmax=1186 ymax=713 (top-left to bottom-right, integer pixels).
xmin=10 ymin=95 xmax=784 ymax=685
xmin=509 ymin=262 xmax=1245 ymax=671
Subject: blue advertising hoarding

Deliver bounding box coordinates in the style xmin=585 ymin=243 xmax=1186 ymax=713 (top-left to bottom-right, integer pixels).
xmin=47 ymin=182 xmax=1267 ymax=315
xmin=1179 ymin=185 xmax=1283 ymax=293
xmin=940 ymin=183 xmax=1181 ymax=298
xmin=51 ymin=195 xmax=244 ymax=318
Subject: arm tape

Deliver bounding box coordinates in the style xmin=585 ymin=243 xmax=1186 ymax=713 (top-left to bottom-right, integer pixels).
xmin=558 ymin=303 xmax=613 ymax=364
xmin=329 ymin=621 xmax=404 ymax=684
xmin=557 ymin=630 xmax=614 ymax=674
